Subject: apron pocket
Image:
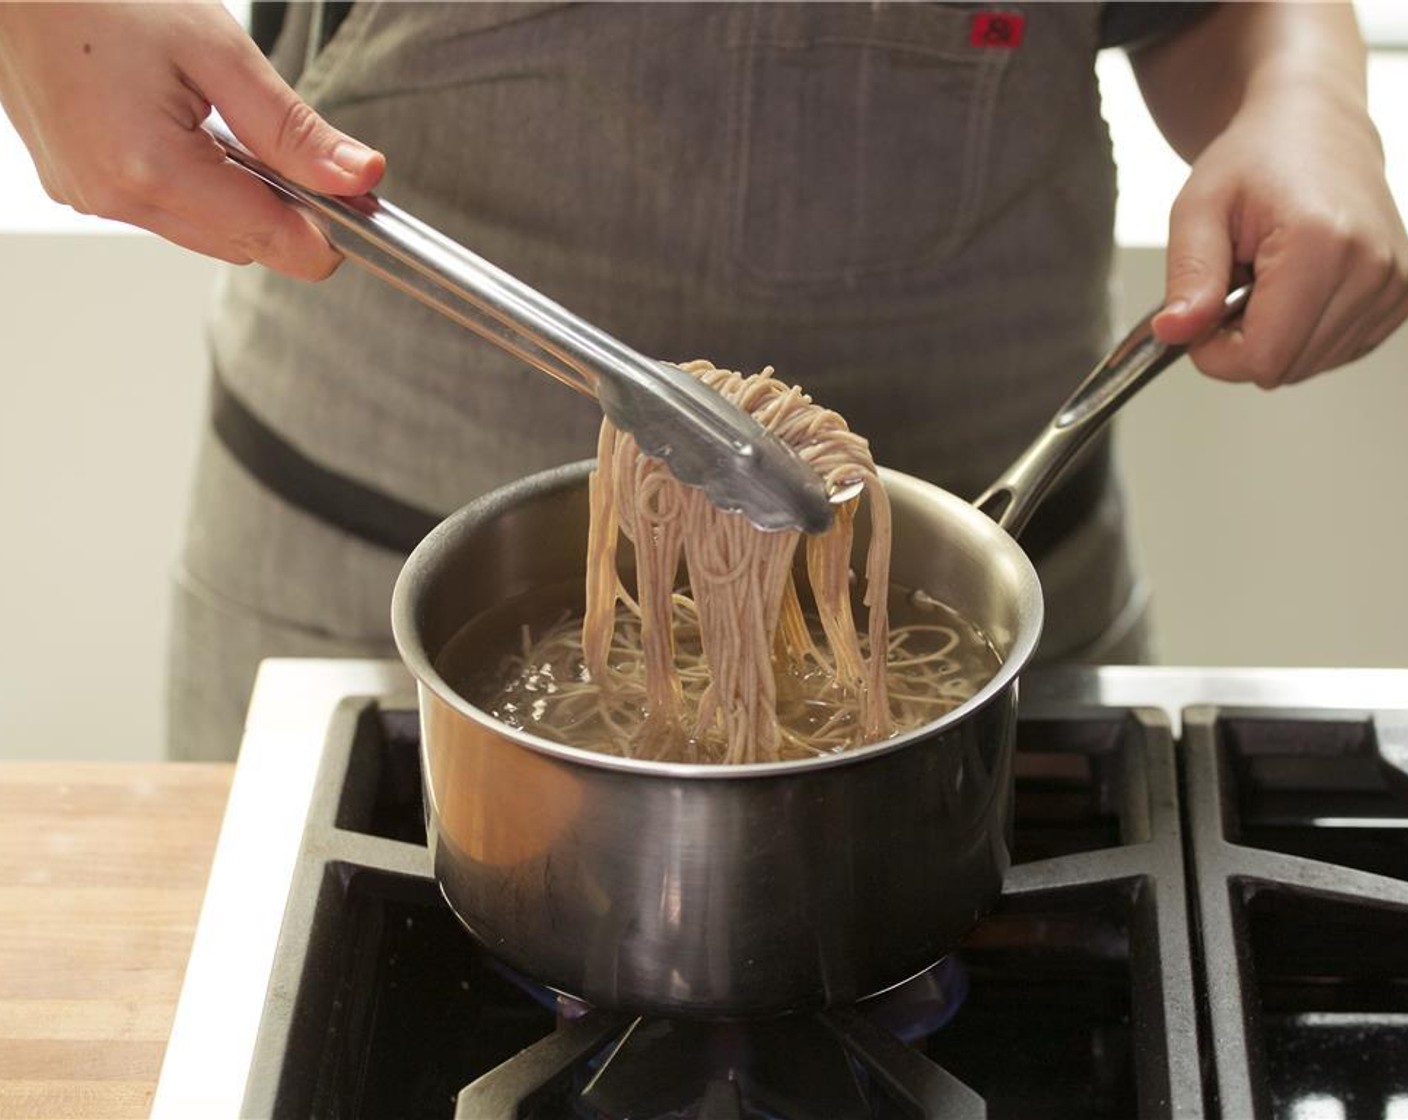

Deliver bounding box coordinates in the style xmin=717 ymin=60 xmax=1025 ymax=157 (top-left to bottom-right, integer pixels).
xmin=731 ymin=3 xmax=1013 ymax=284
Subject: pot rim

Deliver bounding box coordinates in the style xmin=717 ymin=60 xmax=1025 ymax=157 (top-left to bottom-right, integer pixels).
xmin=392 ymin=461 xmax=1043 ymax=780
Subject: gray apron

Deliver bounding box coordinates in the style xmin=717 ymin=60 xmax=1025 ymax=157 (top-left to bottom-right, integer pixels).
xmin=169 ymin=2 xmax=1150 ymax=761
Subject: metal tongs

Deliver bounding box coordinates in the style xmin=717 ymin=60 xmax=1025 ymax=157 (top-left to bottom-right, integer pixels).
xmin=205 ymin=120 xmax=835 ymax=534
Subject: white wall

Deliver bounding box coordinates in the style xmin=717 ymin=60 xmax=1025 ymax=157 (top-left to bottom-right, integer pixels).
xmin=1 ymin=236 xmax=213 ymax=761
xmin=1099 ymin=45 xmax=1408 ymax=671
xmin=2 ymin=44 xmax=1407 ymax=762
xmin=1112 ymin=248 xmax=1408 ymax=669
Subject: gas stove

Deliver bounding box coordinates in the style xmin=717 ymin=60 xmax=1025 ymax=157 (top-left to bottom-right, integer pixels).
xmin=152 ymin=662 xmax=1408 ymax=1119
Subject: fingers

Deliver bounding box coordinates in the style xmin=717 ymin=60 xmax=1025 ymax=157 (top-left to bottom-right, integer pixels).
xmin=158 ymin=128 xmax=344 ymax=279
xmin=1276 ymin=244 xmax=1395 ymax=383
xmin=85 ymin=123 xmax=342 ymax=279
xmin=128 ymin=204 xmax=255 ymax=266
xmin=1333 ymin=241 xmax=1408 ymax=365
xmin=180 ymin=13 xmax=385 ymax=197
xmin=1189 ymin=250 xmax=1336 ymax=389
xmin=1150 ymin=81 xmax=1408 ymax=389
xmin=1359 ymin=286 xmax=1408 ymax=357
xmin=0 ymin=2 xmax=369 ymax=280
xmin=53 ymin=118 xmax=340 ymax=280
xmin=1151 ymin=185 xmax=1237 ymax=346
xmin=1190 ymin=226 xmax=1408 ymax=388
xmin=1155 ymin=173 xmax=1408 ymax=388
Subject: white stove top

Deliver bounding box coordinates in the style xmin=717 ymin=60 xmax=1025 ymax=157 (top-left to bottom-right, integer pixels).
xmin=153 ymin=659 xmax=413 ymax=1120
xmin=150 ymin=658 xmax=1408 ymax=1119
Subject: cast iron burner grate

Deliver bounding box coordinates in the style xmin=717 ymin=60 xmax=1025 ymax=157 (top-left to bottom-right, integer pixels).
xmin=1181 ymin=707 xmax=1408 ymax=1120
xmin=452 ymin=958 xmax=980 ymax=1120
xmin=239 ymin=700 xmax=1199 ymax=1119
xmin=453 ymin=1003 xmax=985 ymax=1120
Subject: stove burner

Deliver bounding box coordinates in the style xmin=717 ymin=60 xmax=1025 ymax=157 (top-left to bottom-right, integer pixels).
xmin=454 ymin=1005 xmax=985 ymax=1120
xmin=487 ymin=957 xmax=593 ymax=1022
xmin=458 ymin=957 xmax=974 ymax=1118
xmin=860 ymin=956 xmax=969 ymax=1043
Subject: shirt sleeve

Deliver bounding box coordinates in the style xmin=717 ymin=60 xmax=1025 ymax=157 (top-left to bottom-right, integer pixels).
xmin=1099 ymin=2 xmax=1218 ymax=51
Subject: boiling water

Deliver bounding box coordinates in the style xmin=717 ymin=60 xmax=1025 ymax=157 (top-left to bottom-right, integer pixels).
xmin=435 ymin=577 xmax=1002 ymax=764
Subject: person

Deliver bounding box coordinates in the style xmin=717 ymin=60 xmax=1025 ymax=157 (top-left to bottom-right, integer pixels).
xmin=2 ymin=2 xmax=1405 ymax=761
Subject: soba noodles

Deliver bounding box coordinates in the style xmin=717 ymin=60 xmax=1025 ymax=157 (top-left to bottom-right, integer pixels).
xmin=465 ymin=362 xmax=1000 ymax=765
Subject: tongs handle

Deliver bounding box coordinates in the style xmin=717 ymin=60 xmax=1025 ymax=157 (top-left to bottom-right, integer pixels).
xmin=205 ymin=118 xmax=834 ymax=535
xmin=207 ymin=117 xmax=617 ymax=400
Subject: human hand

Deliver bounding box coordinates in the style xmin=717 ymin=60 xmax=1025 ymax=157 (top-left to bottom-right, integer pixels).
xmin=1150 ymin=86 xmax=1408 ymax=388
xmin=0 ymin=2 xmax=385 ymax=280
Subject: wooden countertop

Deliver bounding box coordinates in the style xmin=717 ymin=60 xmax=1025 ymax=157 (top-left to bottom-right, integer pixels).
xmin=0 ymin=762 xmax=233 ymax=1120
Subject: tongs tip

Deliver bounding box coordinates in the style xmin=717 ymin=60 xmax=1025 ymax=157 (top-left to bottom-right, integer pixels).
xmin=827 ymin=478 xmax=866 ymax=506
xmin=603 ymin=363 xmax=840 ymax=535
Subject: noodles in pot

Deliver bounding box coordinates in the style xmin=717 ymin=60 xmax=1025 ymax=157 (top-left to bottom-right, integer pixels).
xmin=467 ymin=362 xmax=1000 ymax=765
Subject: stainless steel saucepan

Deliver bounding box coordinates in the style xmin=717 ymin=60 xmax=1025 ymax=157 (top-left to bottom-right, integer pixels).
xmin=392 ymin=286 xmax=1251 ymax=1017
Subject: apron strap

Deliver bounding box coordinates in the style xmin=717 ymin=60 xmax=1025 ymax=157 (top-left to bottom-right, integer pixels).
xmin=211 ymin=365 xmax=1110 ymax=564
xmin=210 ymin=369 xmax=441 ymax=555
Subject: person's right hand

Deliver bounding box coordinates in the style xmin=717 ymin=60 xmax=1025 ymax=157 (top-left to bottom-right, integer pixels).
xmin=0 ymin=2 xmax=384 ymax=280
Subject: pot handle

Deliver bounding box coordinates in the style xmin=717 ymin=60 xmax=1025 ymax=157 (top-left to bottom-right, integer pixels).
xmin=974 ymin=283 xmax=1253 ymax=538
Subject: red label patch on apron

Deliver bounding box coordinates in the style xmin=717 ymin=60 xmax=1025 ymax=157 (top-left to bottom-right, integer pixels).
xmin=970 ymin=12 xmax=1025 ymax=49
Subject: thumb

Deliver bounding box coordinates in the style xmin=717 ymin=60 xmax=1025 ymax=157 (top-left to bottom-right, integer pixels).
xmin=1151 ymin=191 xmax=1236 ymax=346
xmin=184 ymin=26 xmax=385 ymax=196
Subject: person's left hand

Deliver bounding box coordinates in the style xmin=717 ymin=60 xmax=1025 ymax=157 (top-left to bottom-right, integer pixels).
xmin=1150 ymin=86 xmax=1408 ymax=387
